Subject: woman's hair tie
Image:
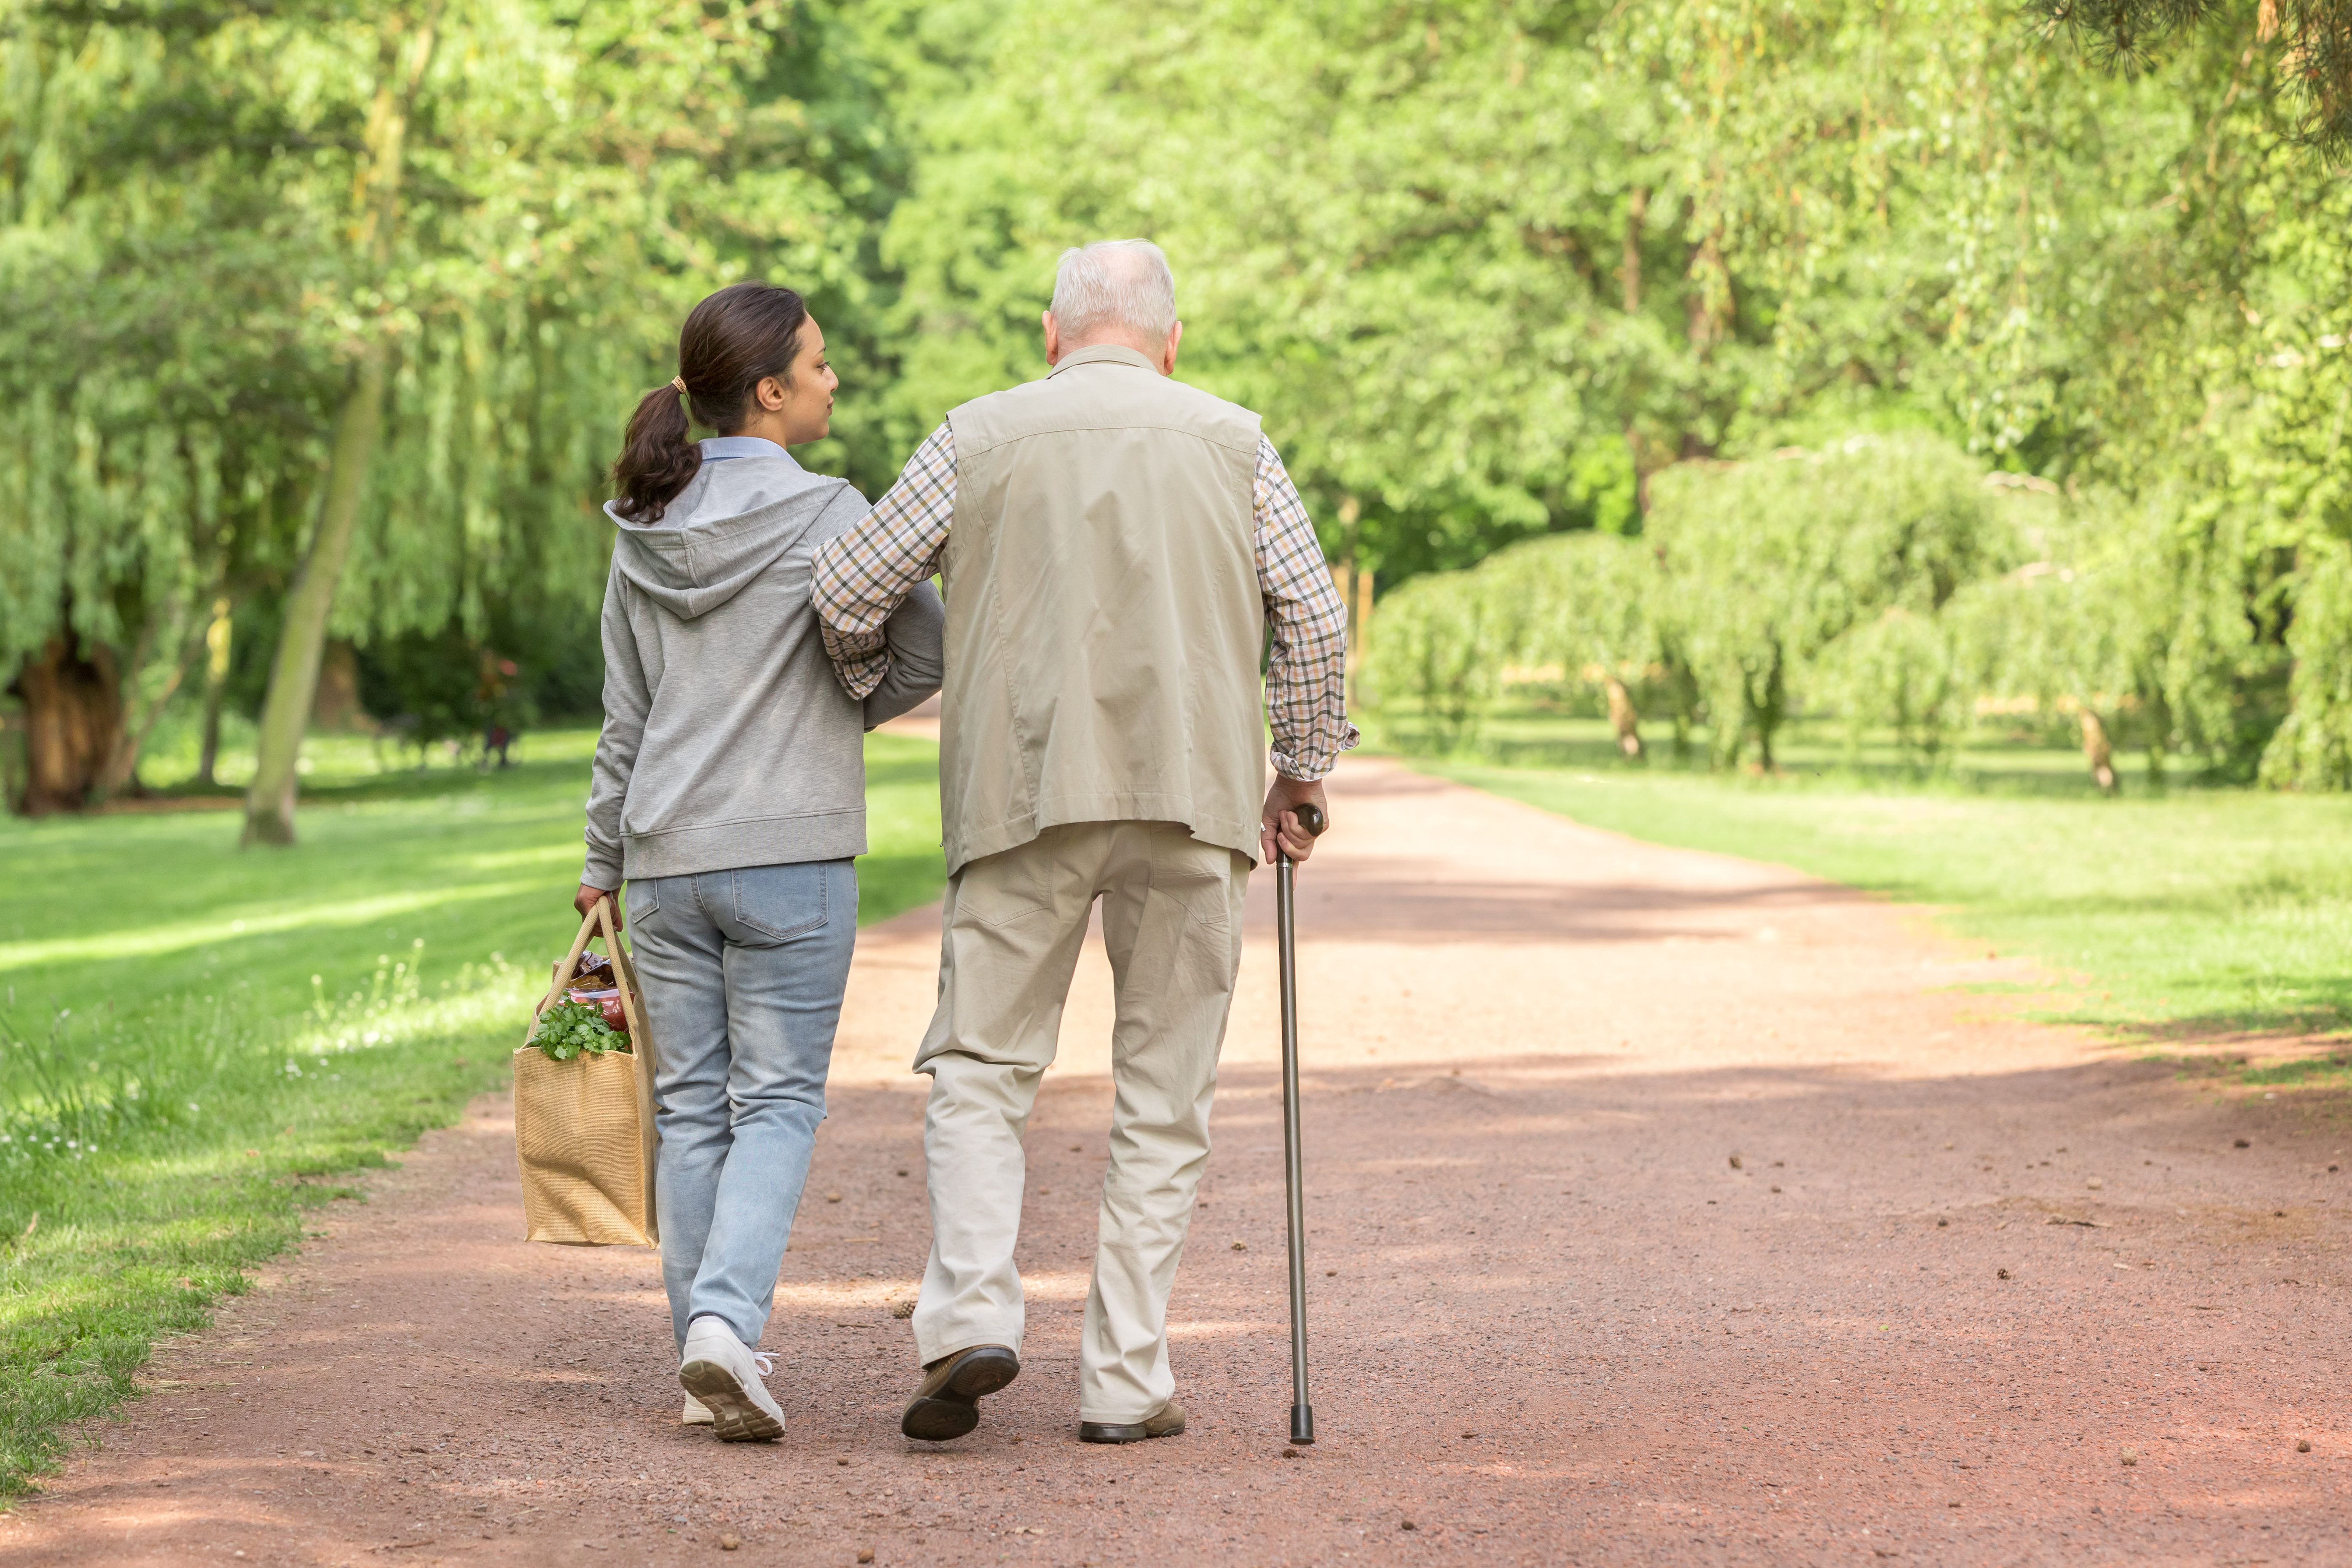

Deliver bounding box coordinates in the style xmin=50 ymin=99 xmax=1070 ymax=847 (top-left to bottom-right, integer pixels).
xmin=670 ymin=375 xmax=687 ymax=395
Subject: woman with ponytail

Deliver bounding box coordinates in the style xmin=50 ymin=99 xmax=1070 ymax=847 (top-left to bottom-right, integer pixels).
xmin=577 ymin=282 xmax=942 ymax=1444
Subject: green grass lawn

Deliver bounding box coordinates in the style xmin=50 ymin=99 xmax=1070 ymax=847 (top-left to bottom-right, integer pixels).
xmin=0 ymin=726 xmax=943 ymax=1497
xmin=1402 ymin=716 xmax=2352 ymax=1047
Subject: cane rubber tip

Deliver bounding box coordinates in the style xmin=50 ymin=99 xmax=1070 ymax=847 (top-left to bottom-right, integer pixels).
xmin=1294 ymin=802 xmax=1326 ymax=838
xmin=1290 ymin=1405 xmax=1316 ymax=1445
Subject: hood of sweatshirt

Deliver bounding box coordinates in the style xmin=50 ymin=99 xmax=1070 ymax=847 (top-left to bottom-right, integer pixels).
xmin=603 ymin=439 xmax=851 ymax=620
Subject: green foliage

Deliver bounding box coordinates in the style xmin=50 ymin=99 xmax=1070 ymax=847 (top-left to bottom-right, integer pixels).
xmin=872 ymin=0 xmax=2245 ymax=565
xmin=527 ymin=997 xmax=623 ymax=1061
xmin=0 ymin=0 xmax=917 ymax=795
xmin=1364 ymin=435 xmax=2028 ymax=769
xmin=2029 ymin=0 xmax=2352 ymax=157
xmin=1506 ymin=532 xmax=1662 ymax=679
xmin=1950 ymin=484 xmax=2274 ymax=777
xmin=2262 ymin=540 xmax=2352 ymax=788
xmin=1648 ymin=436 xmax=2012 ymax=768
xmin=0 ymin=726 xmax=944 ymax=1494
xmin=1364 ymin=528 xmax=1665 ymax=751
xmin=1356 ymin=571 xmax=1511 ymax=750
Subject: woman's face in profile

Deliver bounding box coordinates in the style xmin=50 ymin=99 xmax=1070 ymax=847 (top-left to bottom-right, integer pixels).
xmin=774 ymin=315 xmax=838 ymax=445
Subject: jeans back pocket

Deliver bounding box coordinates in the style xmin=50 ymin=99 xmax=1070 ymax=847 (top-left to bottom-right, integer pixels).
xmin=729 ymin=861 xmax=838 ymax=942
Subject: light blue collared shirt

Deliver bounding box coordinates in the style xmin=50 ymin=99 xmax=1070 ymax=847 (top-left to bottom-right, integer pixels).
xmin=697 ymin=435 xmax=791 ymax=465
xmin=672 ymin=435 xmax=834 ymax=526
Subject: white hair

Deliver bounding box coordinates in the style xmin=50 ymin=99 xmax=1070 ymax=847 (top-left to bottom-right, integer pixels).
xmin=1048 ymin=239 xmax=1177 ymax=344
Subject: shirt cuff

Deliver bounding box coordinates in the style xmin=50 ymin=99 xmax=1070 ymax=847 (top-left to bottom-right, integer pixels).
xmin=1270 ymin=722 xmax=1362 ymax=782
xmin=819 ymin=624 xmax=891 ymax=700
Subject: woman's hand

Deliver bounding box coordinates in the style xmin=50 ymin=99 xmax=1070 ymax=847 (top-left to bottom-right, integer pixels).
xmin=575 ymin=883 xmax=614 ymax=920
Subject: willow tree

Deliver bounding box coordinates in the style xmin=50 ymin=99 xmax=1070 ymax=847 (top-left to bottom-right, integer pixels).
xmin=0 ymin=6 xmax=336 ymax=811
xmin=242 ymin=0 xmax=882 ymax=844
xmin=1 ymin=0 xmax=878 ymax=824
xmin=1642 ymin=435 xmax=2008 ymax=770
xmin=234 ymin=7 xmax=441 ymax=844
xmin=1505 ymin=534 xmax=1664 ymax=757
xmin=1943 ymin=485 xmax=2262 ymax=789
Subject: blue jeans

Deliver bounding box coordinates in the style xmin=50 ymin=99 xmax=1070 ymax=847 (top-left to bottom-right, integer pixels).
xmin=626 ymin=860 xmax=857 ymax=1353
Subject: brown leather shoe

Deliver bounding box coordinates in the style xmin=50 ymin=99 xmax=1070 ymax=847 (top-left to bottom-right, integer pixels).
xmin=1078 ymin=1399 xmax=1187 ymax=1444
xmin=899 ymin=1345 xmax=1020 ymax=1442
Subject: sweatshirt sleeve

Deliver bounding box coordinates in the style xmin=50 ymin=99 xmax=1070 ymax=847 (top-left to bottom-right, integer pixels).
xmin=861 ymin=579 xmax=945 ymax=730
xmin=583 ymin=564 xmax=646 ymax=891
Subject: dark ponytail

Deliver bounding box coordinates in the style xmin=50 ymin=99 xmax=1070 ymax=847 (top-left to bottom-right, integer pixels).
xmin=611 ymin=281 xmax=811 ymax=523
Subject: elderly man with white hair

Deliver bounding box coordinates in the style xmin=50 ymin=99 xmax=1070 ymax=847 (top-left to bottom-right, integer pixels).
xmin=809 ymin=239 xmax=1356 ymax=1444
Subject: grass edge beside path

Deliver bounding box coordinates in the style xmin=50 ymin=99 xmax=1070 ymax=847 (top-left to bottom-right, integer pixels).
xmin=1418 ymin=756 xmax=2352 ymax=1062
xmin=0 ymin=730 xmax=944 ymax=1501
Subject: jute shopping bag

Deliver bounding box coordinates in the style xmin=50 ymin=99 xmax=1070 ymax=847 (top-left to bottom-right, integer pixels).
xmin=513 ymin=900 xmax=661 ymax=1246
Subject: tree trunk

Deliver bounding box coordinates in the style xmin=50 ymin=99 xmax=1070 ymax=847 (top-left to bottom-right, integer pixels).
xmin=196 ymin=596 xmax=231 ymax=787
xmin=1686 ymin=222 xmax=1733 ymax=353
xmin=9 ymin=637 xmax=122 ymax=815
xmin=243 ymin=346 xmax=391 ymax=845
xmin=311 ymin=639 xmax=372 ymax=731
xmin=241 ymin=13 xmax=436 ymax=847
xmin=1622 ymin=188 xmax=1651 ymax=521
xmin=1620 ymin=186 xmax=1647 ymax=314
xmin=1605 ymin=677 xmax=1644 ymax=760
xmin=1337 ymin=495 xmax=1364 ymax=679
xmin=196 ymin=683 xmax=226 ymax=787
xmin=97 ymin=612 xmax=210 ymax=800
xmin=2080 ymin=709 xmax=2118 ymax=795
xmin=1748 ymin=649 xmax=1786 ymax=773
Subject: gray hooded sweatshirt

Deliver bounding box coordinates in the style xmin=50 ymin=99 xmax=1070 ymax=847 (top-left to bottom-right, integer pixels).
xmin=583 ymin=439 xmax=942 ymax=890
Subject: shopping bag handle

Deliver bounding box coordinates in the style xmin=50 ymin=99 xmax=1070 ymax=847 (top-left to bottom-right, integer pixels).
xmin=593 ymin=898 xmax=650 ymax=1042
xmin=521 ymin=900 xmax=649 ymax=1047
xmin=523 ymin=907 xmax=604 ymax=1046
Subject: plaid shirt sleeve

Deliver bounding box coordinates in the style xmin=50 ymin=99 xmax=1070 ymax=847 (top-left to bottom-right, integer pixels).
xmin=811 ymin=422 xmax=958 ymax=699
xmin=1257 ymin=436 xmax=1360 ymax=780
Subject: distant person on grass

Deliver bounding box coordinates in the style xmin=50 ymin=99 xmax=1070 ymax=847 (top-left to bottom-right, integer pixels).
xmin=576 ymin=281 xmax=943 ymax=1443
xmin=812 ymin=239 xmax=1356 ymax=1444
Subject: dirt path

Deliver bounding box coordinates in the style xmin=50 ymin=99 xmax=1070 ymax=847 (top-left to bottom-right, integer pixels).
xmin=5 ymin=759 xmax=2348 ymax=1566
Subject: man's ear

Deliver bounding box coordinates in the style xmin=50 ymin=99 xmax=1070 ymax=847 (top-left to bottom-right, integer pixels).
xmin=1161 ymin=320 xmax=1184 ymax=376
xmin=1042 ymin=310 xmax=1061 ymax=367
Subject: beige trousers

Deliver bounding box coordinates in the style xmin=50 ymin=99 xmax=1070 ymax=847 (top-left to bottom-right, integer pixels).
xmin=910 ymin=820 xmax=1251 ymax=1423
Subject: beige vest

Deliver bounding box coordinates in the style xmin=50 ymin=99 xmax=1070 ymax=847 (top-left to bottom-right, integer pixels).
xmin=938 ymin=344 xmax=1264 ymax=874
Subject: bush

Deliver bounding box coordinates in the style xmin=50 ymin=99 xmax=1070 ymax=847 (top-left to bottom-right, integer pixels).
xmin=1359 ymin=432 xmax=2314 ymax=785
xmin=1358 ymin=569 xmax=1511 ymax=750
xmin=1646 ymin=434 xmax=2011 ymax=769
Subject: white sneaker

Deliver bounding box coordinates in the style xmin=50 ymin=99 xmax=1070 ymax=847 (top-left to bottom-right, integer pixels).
xmin=678 ymin=1318 xmax=784 ymax=1442
xmin=682 ymin=1394 xmax=714 ymax=1426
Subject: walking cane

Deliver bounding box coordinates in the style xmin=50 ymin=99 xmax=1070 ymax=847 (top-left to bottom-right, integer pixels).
xmin=1277 ymin=799 xmax=1326 ymax=1445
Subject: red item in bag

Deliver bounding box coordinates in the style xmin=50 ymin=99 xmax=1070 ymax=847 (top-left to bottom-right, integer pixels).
xmin=565 ymin=987 xmax=629 ymax=1034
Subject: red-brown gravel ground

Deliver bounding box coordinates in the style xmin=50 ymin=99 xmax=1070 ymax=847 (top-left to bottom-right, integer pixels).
xmin=4 ymin=759 xmax=2347 ymax=1566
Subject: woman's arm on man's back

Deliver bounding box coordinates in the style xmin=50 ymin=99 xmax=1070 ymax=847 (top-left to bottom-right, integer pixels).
xmin=861 ymin=580 xmax=944 ymax=730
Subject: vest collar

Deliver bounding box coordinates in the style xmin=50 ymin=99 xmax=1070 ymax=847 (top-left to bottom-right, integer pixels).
xmin=1046 ymin=343 xmax=1163 ymax=379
